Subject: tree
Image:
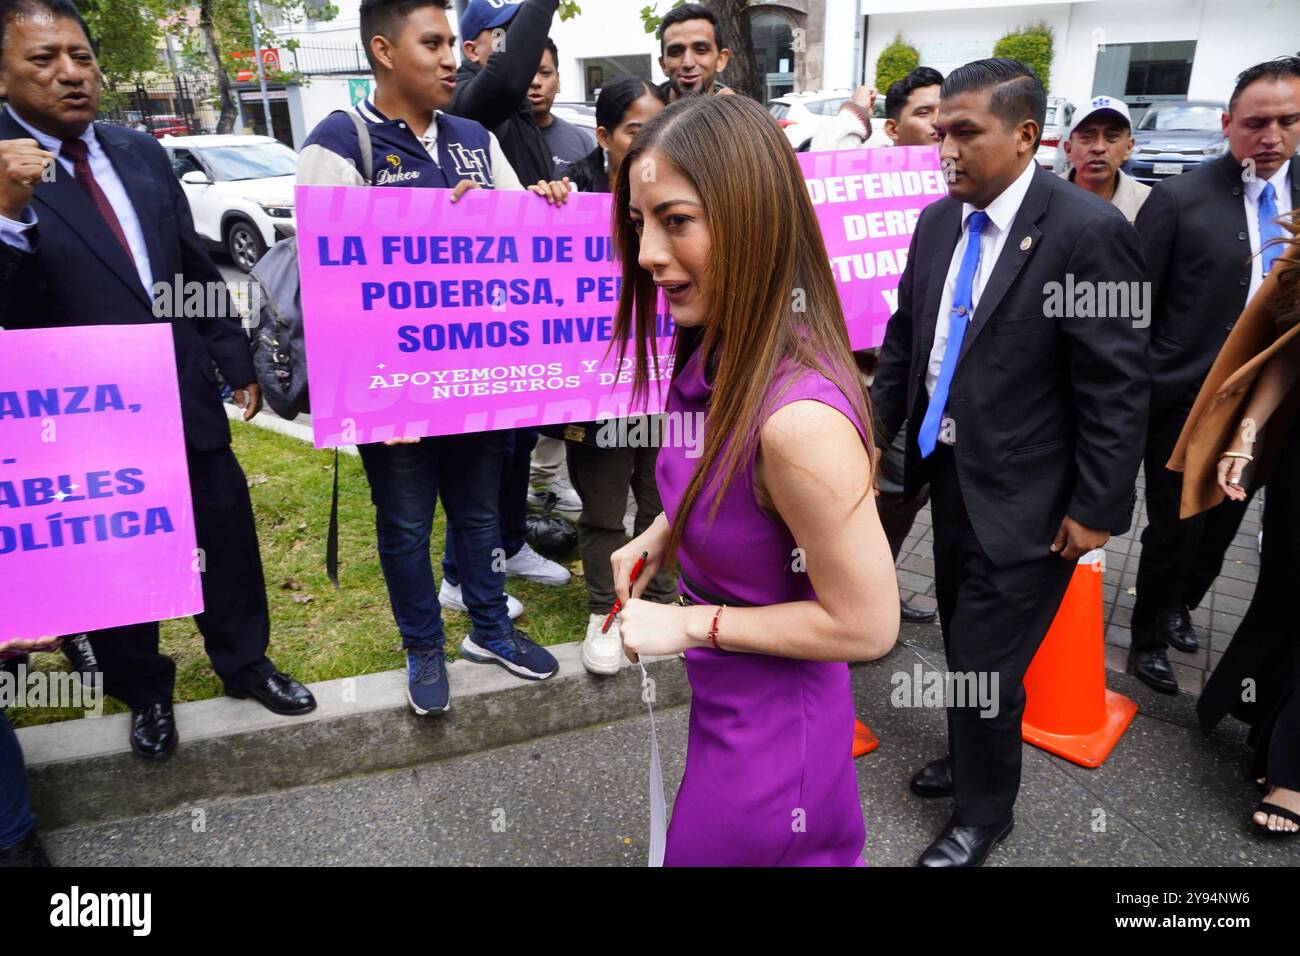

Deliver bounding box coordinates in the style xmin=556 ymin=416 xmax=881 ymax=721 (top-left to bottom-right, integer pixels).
xmin=80 ymin=0 xmax=169 ymax=90
xmin=874 ymin=32 xmax=918 ymax=93
xmin=640 ymin=0 xmax=762 ymax=101
xmin=175 ymin=0 xmax=339 ymax=133
xmin=993 ymin=21 xmax=1054 ymax=93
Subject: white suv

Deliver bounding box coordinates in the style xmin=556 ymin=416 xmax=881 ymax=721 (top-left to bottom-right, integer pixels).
xmin=162 ymin=134 xmax=298 ymax=272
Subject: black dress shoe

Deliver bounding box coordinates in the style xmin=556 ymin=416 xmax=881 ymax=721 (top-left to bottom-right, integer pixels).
xmin=225 ymin=670 xmax=316 ymax=716
xmin=0 ymin=830 xmax=51 ymax=867
xmin=917 ymin=816 xmax=1014 ymax=867
xmin=901 ymin=600 xmax=938 ymax=624
xmin=1127 ymin=647 xmax=1179 ymax=695
xmin=130 ymin=701 xmax=178 ymax=760
xmin=909 ymin=755 xmax=953 ymax=798
xmin=1162 ymin=606 xmax=1199 ymax=653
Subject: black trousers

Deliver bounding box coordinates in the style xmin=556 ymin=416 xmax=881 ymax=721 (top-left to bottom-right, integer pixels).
xmin=1131 ymin=405 xmax=1252 ymax=652
xmin=83 ymin=444 xmax=273 ymax=709
xmin=928 ymin=445 xmax=1076 ymax=827
xmin=1239 ymin=418 xmax=1300 ymax=791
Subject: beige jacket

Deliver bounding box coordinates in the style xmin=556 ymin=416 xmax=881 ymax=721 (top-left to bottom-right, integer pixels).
xmin=1169 ymin=235 xmax=1300 ymax=516
xmin=1058 ymin=167 xmax=1151 ymax=222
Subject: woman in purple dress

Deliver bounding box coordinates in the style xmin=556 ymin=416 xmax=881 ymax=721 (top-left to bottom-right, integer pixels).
xmin=607 ymin=95 xmax=900 ymax=866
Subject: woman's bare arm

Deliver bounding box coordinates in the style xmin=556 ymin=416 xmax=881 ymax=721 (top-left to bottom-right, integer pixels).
xmin=617 ymin=400 xmax=899 ymax=663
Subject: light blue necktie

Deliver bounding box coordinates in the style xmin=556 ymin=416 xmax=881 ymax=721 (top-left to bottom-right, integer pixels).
xmin=918 ymin=210 xmax=990 ymax=458
xmin=1259 ymin=182 xmax=1283 ymax=278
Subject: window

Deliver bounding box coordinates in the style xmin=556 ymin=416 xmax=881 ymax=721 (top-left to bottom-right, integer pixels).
xmin=1093 ymin=41 xmax=1197 ymax=107
xmin=752 ymin=12 xmax=795 ymax=105
xmin=1136 ymin=105 xmax=1224 ymax=131
xmin=197 ymin=142 xmax=299 ymax=181
xmin=169 ymin=149 xmax=203 ymax=180
xmin=579 ymin=55 xmax=651 ymax=101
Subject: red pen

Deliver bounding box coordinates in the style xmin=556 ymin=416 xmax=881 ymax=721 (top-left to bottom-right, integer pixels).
xmin=602 ymin=550 xmax=648 ymax=633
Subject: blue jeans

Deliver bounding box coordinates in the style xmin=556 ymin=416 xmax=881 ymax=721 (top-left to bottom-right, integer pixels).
xmin=0 ymin=709 xmax=35 ymax=849
xmin=443 ymin=427 xmax=538 ymax=587
xmin=357 ymin=432 xmax=513 ymax=648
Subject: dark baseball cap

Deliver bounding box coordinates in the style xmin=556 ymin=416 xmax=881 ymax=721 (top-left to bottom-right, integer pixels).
xmin=459 ymin=0 xmax=525 ymax=41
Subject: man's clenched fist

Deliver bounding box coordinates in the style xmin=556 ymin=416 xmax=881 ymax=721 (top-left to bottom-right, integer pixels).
xmin=0 ymin=138 xmax=56 ymax=220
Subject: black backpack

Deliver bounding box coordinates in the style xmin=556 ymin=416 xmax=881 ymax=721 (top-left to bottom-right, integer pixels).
xmin=248 ymin=110 xmax=374 ymax=418
xmin=244 ymin=110 xmax=374 ymax=587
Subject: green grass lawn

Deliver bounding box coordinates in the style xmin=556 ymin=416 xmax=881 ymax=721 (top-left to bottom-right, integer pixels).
xmin=10 ymin=424 xmax=595 ymax=729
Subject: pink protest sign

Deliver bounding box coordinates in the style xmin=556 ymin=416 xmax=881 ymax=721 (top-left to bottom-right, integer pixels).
xmin=295 ymin=186 xmax=674 ymax=447
xmin=797 ymin=146 xmax=947 ymax=349
xmin=0 ymin=324 xmax=202 ymax=648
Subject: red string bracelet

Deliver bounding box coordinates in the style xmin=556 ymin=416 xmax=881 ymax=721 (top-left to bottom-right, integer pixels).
xmin=708 ymin=605 xmax=726 ymax=649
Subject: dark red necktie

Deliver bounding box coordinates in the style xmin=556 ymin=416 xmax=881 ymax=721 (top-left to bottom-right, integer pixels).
xmin=60 ymin=137 xmax=133 ymax=260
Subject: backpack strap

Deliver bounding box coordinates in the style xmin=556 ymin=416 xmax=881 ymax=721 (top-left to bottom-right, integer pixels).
xmin=326 ymin=448 xmax=340 ymax=589
xmin=322 ymin=109 xmax=367 ymax=589
xmin=331 ymin=108 xmax=374 ymax=183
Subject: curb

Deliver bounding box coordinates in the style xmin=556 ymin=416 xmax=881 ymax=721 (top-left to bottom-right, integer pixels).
xmin=19 ymin=643 xmax=688 ymax=831
xmin=225 ymin=403 xmax=358 ymax=456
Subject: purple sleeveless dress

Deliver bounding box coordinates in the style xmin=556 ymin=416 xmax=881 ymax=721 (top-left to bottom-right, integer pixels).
xmin=656 ymin=346 xmax=869 ymax=867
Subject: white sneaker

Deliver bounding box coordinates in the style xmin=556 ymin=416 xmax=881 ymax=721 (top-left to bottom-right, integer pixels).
xmin=581 ymin=612 xmax=624 ymax=675
xmin=438 ymin=580 xmax=524 ymax=620
xmin=529 ymin=482 xmax=583 ymax=512
xmin=505 ymin=542 xmax=571 ymax=585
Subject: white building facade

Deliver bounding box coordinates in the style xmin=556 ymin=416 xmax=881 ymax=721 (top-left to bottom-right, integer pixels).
xmin=860 ymin=0 xmax=1300 ymax=115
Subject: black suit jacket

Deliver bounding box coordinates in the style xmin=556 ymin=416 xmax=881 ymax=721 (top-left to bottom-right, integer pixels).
xmin=1136 ymin=153 xmax=1300 ymax=414
xmin=872 ymin=163 xmax=1150 ymax=567
xmin=0 ymin=110 xmax=253 ymax=452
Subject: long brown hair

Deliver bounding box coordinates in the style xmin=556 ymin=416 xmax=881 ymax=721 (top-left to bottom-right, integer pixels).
xmin=610 ymin=94 xmax=875 ymax=562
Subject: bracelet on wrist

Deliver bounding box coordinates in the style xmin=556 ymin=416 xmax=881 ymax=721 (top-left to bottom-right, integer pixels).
xmin=707 ymin=605 xmax=726 ymax=650
xmin=1220 ymin=451 xmax=1254 ymax=462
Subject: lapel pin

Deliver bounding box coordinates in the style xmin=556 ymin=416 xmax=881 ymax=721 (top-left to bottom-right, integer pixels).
xmin=1020 ymin=236 xmax=1032 ymax=251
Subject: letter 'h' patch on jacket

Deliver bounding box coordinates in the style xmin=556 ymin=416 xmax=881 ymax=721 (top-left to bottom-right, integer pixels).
xmin=298 ymin=98 xmax=495 ymax=189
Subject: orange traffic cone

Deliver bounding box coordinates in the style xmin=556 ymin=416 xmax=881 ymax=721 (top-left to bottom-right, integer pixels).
xmin=1021 ymin=549 xmax=1136 ymax=768
xmin=853 ymin=719 xmax=878 ymax=757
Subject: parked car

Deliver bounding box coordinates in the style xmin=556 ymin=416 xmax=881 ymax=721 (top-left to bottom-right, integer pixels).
xmin=1035 ymin=95 xmax=1074 ymax=173
xmin=147 ymin=115 xmax=192 ymax=138
xmin=161 ymin=134 xmax=297 ymax=272
xmin=769 ymin=89 xmax=889 ymax=149
xmin=1125 ymin=100 xmax=1228 ymax=184
xmin=550 ymin=101 xmax=597 ymax=136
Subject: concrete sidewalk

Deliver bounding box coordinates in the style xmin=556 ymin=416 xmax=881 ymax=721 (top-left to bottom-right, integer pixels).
xmin=40 ymin=628 xmax=1290 ymax=866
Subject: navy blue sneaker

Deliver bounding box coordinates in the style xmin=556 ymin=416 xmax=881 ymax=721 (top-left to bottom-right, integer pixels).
xmin=406 ymin=646 xmax=450 ymax=715
xmin=460 ymin=628 xmax=558 ymax=681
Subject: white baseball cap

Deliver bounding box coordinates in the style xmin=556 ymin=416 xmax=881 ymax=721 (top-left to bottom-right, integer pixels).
xmin=1067 ymin=95 xmax=1133 ymax=137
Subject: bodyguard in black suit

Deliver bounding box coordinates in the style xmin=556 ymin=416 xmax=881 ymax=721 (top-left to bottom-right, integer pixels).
xmin=872 ymin=59 xmax=1148 ymax=866
xmin=0 ymin=1 xmax=314 ymax=758
xmin=1128 ymin=58 xmax=1300 ymax=695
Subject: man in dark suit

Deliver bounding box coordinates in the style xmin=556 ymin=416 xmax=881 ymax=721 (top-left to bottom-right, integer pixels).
xmin=872 ymin=58 xmax=1149 ymax=866
xmin=1128 ymin=57 xmax=1300 ymax=695
xmin=0 ymin=0 xmax=314 ymax=759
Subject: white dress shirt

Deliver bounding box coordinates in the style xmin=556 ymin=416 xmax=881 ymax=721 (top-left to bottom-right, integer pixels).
xmin=925 ymin=158 xmax=1038 ymax=427
xmin=1243 ymin=158 xmax=1293 ymax=301
xmin=0 ymin=105 xmax=154 ymax=295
